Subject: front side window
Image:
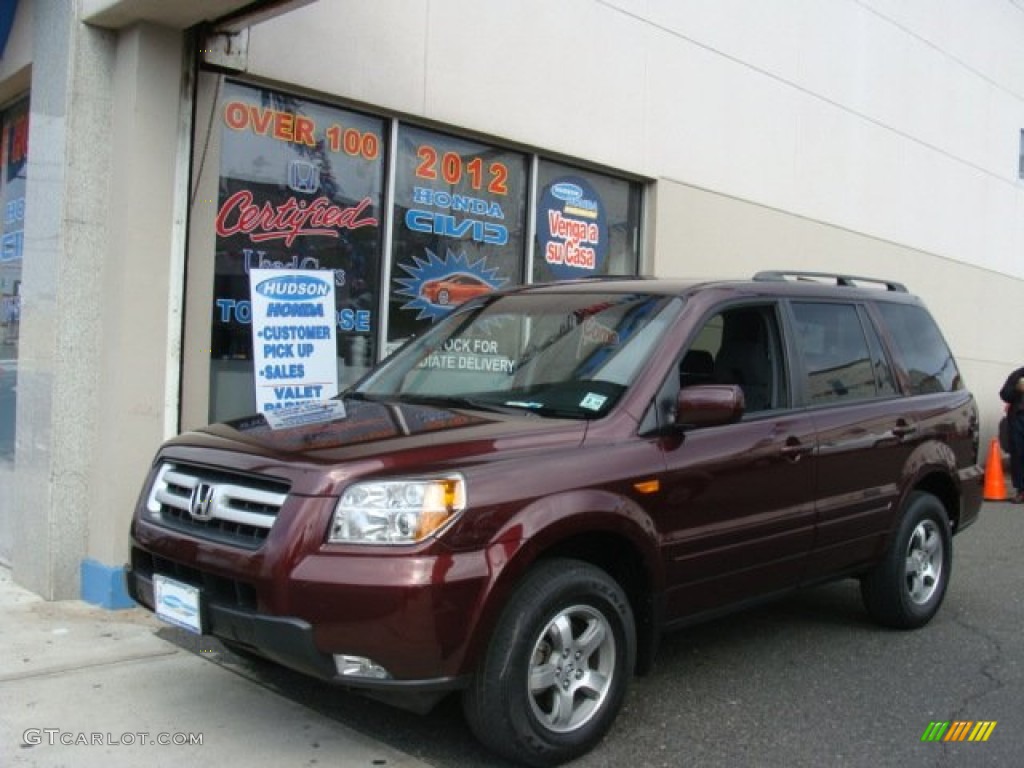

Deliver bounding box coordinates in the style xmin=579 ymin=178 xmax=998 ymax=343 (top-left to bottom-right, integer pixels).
xmin=358 ymin=292 xmax=681 ymax=419
xmin=680 ymin=305 xmax=786 ymax=413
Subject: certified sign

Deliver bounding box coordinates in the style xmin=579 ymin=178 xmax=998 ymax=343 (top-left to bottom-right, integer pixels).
xmin=249 ymin=268 xmax=339 ymax=414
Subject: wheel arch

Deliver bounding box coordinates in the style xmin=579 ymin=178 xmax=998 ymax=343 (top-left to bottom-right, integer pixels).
xmin=462 ymin=491 xmax=664 ymax=680
xmin=900 ymin=437 xmax=964 ymax=532
xmin=529 ymin=530 xmax=659 ymax=676
xmin=911 ymin=469 xmax=960 ymax=531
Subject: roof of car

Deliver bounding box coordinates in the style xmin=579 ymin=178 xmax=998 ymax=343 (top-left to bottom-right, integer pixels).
xmin=507 ymin=272 xmax=917 ymax=302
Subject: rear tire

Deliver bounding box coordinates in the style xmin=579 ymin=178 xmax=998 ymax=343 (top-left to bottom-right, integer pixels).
xmin=861 ymin=491 xmax=952 ymax=629
xmin=463 ymin=559 xmax=635 ymax=767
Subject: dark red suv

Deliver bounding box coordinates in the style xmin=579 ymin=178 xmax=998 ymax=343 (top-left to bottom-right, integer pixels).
xmin=127 ymin=272 xmax=983 ymax=766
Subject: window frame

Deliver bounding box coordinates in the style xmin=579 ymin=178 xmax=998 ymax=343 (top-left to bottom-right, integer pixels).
xmin=190 ymin=74 xmax=647 ymax=426
xmin=783 ymin=299 xmax=900 ymax=409
xmin=868 ymin=299 xmax=963 ymax=396
xmin=661 ymin=300 xmax=791 ymax=422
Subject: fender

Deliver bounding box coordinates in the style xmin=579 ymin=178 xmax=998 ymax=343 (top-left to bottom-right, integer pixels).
xmin=453 ymin=487 xmax=665 ymax=677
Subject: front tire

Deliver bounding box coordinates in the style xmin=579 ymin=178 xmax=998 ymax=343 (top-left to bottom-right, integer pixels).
xmin=861 ymin=491 xmax=952 ymax=629
xmin=463 ymin=559 xmax=636 ymax=767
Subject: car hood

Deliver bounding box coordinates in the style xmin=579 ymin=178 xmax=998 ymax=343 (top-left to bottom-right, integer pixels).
xmin=160 ymin=397 xmax=588 ymax=483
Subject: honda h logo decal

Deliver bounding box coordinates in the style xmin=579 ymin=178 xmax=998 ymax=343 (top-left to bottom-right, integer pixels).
xmin=287 ymin=159 xmax=321 ymax=194
xmin=189 ymin=483 xmax=216 ymax=522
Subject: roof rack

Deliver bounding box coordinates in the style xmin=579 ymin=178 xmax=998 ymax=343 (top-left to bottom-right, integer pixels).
xmin=752 ymin=270 xmax=907 ymax=293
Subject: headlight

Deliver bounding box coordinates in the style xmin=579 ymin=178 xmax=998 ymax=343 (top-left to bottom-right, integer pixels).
xmin=328 ymin=474 xmax=467 ymax=545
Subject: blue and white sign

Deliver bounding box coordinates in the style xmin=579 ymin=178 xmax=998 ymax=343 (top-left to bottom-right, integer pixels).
xmin=538 ymin=176 xmax=608 ymax=280
xmin=250 ymin=268 xmax=339 ymax=414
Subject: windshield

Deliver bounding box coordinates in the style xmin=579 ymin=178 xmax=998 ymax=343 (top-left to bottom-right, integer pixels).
xmin=355 ymin=292 xmax=682 ymax=419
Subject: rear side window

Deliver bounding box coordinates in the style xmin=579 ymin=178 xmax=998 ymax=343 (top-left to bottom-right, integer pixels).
xmin=791 ymin=302 xmax=883 ymax=404
xmin=875 ymin=303 xmax=962 ymax=394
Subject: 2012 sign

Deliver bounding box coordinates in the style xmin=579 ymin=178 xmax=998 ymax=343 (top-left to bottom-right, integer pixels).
xmin=415 ymin=145 xmax=509 ymax=195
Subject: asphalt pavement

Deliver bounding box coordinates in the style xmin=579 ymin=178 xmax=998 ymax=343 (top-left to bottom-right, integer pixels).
xmin=2 ymin=500 xmax=1022 ymax=768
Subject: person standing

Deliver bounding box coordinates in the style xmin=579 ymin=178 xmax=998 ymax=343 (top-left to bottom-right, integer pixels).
xmin=999 ymin=366 xmax=1024 ymax=503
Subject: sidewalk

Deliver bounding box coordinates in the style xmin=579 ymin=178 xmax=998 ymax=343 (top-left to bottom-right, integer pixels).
xmin=0 ymin=567 xmax=432 ymax=768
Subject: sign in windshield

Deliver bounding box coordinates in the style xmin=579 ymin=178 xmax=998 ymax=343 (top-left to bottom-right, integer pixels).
xmin=357 ymin=293 xmax=680 ymax=419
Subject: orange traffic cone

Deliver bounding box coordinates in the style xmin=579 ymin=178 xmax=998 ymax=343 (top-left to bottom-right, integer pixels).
xmin=983 ymin=438 xmax=1007 ymax=501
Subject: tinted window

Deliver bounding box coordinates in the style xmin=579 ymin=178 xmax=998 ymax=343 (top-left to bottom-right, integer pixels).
xmin=876 ymin=303 xmax=961 ymax=394
xmin=862 ymin=314 xmax=898 ymax=397
xmin=791 ymin=302 xmax=878 ymax=403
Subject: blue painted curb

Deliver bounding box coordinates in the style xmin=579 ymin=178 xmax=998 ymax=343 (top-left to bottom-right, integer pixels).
xmin=80 ymin=559 xmax=136 ymax=610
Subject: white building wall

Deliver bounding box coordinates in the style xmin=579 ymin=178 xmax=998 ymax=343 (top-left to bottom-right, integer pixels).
xmin=239 ymin=0 xmax=1024 ymax=437
xmin=243 ymin=0 xmax=1024 ymax=280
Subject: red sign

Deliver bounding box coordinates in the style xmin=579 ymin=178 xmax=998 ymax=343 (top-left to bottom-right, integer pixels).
xmin=216 ymin=190 xmax=378 ymax=247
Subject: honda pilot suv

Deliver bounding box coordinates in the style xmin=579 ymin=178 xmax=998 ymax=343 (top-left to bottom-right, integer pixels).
xmin=127 ymin=271 xmax=983 ymax=767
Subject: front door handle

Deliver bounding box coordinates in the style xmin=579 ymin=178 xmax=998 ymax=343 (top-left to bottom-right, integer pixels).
xmin=892 ymin=420 xmax=917 ymax=439
xmin=780 ymin=437 xmax=813 ymax=461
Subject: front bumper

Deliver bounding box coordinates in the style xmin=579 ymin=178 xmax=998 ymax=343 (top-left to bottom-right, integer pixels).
xmin=125 ymin=539 xmax=488 ymax=703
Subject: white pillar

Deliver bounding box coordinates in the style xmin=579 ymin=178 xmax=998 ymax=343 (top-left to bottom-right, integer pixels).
xmin=10 ymin=2 xmax=185 ymax=603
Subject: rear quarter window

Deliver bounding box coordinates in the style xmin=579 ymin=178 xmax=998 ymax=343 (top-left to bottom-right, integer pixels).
xmin=875 ymin=303 xmax=962 ymax=394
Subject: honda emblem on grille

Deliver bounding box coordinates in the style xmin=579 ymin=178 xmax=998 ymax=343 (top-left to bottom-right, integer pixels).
xmin=189 ymin=483 xmax=216 ymax=522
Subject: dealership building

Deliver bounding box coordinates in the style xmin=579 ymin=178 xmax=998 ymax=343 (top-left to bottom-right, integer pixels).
xmin=0 ymin=0 xmax=1022 ymax=603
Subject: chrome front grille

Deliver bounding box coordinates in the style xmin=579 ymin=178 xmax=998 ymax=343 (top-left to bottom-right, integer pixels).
xmin=145 ymin=463 xmax=289 ymax=549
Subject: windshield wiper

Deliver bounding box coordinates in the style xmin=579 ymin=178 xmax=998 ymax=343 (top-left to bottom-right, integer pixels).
xmin=520 ymin=404 xmax=588 ymax=419
xmin=344 ymin=391 xmax=391 ymax=403
xmin=398 ymin=394 xmax=539 ymax=416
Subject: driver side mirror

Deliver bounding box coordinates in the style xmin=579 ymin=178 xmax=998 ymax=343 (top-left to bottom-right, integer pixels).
xmin=675 ymin=384 xmax=745 ymax=428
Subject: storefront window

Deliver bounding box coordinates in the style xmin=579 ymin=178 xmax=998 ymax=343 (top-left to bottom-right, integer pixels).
xmin=387 ymin=125 xmax=528 ymax=350
xmin=211 ymin=81 xmax=385 ymax=421
xmin=533 ymin=160 xmax=641 ymax=283
xmin=0 ymin=95 xmax=28 ymax=461
xmin=191 ymin=78 xmax=644 ymax=425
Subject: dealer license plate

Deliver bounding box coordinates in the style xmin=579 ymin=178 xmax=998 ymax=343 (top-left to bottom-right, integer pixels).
xmin=153 ymin=574 xmax=203 ymax=634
